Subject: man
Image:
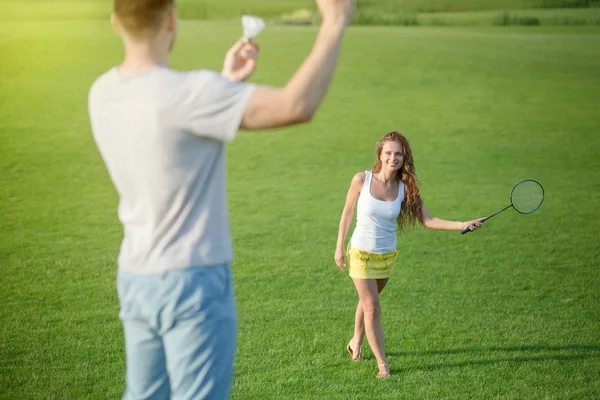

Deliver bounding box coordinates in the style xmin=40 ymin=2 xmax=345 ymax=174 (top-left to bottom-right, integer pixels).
xmin=88 ymin=0 xmax=355 ymax=398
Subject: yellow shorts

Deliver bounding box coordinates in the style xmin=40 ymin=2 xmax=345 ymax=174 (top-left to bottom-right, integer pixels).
xmin=347 ymin=245 xmax=398 ymax=279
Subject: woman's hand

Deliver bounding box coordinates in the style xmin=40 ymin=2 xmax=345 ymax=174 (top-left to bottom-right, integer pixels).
xmin=461 ymin=217 xmax=486 ymax=232
xmin=334 ymin=246 xmax=346 ymax=271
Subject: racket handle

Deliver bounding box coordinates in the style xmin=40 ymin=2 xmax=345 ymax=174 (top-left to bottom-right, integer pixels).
xmin=461 ymin=218 xmax=488 ymax=235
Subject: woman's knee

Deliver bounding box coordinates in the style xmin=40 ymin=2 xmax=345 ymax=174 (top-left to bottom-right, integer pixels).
xmin=361 ymin=299 xmax=381 ymax=317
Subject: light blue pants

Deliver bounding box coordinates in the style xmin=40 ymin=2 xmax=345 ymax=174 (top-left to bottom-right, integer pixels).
xmin=117 ymin=264 xmax=237 ymax=400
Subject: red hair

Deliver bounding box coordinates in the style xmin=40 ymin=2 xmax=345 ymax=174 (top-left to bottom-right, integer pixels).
xmin=372 ymin=131 xmax=423 ymax=231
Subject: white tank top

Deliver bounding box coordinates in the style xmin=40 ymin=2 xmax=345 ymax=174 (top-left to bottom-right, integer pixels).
xmin=350 ymin=171 xmax=405 ymax=254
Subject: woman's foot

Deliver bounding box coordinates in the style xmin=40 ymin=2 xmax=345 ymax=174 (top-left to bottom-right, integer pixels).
xmin=346 ymin=341 xmax=363 ymax=361
xmin=376 ymin=363 xmax=391 ymax=379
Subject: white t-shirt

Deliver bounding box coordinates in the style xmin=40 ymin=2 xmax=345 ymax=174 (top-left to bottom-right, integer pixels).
xmin=88 ymin=66 xmax=255 ymax=275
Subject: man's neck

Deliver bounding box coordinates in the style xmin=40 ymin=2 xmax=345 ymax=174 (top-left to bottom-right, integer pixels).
xmin=119 ymin=40 xmax=169 ymax=74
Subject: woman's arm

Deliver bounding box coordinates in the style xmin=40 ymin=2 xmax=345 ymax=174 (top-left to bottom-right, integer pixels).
xmin=334 ymin=172 xmax=364 ymax=270
xmin=421 ymin=205 xmax=485 ymax=232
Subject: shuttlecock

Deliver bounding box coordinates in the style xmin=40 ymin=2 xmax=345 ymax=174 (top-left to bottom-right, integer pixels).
xmin=241 ymin=15 xmax=265 ymax=41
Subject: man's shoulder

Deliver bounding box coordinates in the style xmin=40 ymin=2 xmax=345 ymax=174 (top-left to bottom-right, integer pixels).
xmin=174 ymin=69 xmax=229 ymax=91
xmin=160 ymin=68 xmax=223 ymax=87
xmin=89 ymin=67 xmax=132 ymax=109
xmin=88 ymin=67 xmax=210 ymax=95
xmin=89 ymin=67 xmax=117 ymax=96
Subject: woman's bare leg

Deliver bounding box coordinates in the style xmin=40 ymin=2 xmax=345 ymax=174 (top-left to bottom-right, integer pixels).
xmin=349 ymin=278 xmax=390 ymax=377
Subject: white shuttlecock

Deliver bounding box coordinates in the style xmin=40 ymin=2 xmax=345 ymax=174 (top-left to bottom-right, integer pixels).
xmin=241 ymin=15 xmax=265 ymax=41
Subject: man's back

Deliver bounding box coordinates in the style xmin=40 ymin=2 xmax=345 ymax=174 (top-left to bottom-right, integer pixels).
xmin=89 ymin=67 xmax=254 ymax=274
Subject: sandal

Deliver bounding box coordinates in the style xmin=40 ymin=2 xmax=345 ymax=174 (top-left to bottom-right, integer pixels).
xmin=346 ymin=342 xmax=363 ymax=361
xmin=377 ymin=363 xmax=391 ymax=379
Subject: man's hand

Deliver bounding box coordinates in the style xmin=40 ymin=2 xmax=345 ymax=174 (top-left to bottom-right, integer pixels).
xmin=221 ymin=39 xmax=259 ymax=82
xmin=316 ymin=0 xmax=355 ymax=26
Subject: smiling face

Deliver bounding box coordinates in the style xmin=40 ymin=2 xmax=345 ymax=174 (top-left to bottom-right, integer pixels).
xmin=379 ymin=140 xmax=404 ymax=173
xmin=371 ymin=131 xmax=423 ymax=232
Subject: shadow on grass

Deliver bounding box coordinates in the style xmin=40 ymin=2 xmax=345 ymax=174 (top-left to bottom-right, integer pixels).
xmin=385 ymin=344 xmax=600 ymax=373
xmin=388 ymin=344 xmax=600 ymax=357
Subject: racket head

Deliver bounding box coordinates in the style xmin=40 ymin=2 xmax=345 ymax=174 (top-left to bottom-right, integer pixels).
xmin=510 ymin=179 xmax=544 ymax=214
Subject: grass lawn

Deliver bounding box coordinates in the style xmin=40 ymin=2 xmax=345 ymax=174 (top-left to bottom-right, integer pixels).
xmin=1 ymin=16 xmax=599 ymax=400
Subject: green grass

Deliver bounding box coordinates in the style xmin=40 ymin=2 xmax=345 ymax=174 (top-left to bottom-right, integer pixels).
xmin=1 ymin=0 xmax=600 ymax=25
xmin=417 ymin=7 xmax=600 ymax=25
xmin=1 ymin=17 xmax=600 ymax=400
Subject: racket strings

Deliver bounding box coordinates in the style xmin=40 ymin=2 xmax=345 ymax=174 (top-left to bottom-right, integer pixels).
xmin=511 ymin=181 xmax=544 ymax=213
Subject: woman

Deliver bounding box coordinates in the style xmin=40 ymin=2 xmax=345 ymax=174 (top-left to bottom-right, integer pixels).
xmin=334 ymin=131 xmax=483 ymax=378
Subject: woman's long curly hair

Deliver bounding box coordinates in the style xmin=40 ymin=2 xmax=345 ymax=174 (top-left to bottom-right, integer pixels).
xmin=371 ymin=131 xmax=423 ymax=231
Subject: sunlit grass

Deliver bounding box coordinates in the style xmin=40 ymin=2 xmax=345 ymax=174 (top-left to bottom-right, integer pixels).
xmin=1 ymin=16 xmax=599 ymax=400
